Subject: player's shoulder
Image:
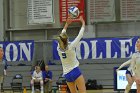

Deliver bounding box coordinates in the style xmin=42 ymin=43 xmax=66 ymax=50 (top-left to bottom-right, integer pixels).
xmin=132 ymin=51 xmax=140 ymax=57
xmin=133 ymin=51 xmax=140 ymax=54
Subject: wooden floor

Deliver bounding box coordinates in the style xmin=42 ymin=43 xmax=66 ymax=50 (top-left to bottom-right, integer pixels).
xmin=1 ymin=89 xmax=123 ymax=93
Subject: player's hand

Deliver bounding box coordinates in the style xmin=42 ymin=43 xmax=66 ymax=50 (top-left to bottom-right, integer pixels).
xmin=79 ymin=16 xmax=83 ymax=21
xmin=68 ymin=14 xmax=73 ymax=19
xmin=63 ymin=17 xmax=72 ymax=30
xmin=116 ymin=69 xmax=119 ymax=72
xmin=45 ymin=78 xmax=49 ymax=81
xmin=79 ymin=16 xmax=85 ymax=25
xmin=66 ymin=17 xmax=72 ymax=25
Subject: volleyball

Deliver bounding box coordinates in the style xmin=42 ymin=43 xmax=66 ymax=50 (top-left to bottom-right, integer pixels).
xmin=68 ymin=6 xmax=80 ymax=18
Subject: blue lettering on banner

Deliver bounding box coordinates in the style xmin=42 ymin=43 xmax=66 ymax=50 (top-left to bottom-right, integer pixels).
xmin=0 ymin=40 xmax=34 ymax=61
xmin=119 ymin=76 xmax=127 ymax=81
xmin=53 ymin=36 xmax=139 ymax=60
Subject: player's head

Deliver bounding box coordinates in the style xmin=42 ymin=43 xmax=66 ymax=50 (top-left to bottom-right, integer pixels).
xmin=45 ymin=65 xmax=49 ymax=71
xmin=35 ymin=66 xmax=41 ymax=72
xmin=0 ymin=47 xmax=4 ymax=60
xmin=57 ymin=32 xmax=68 ymax=49
xmin=136 ymin=38 xmax=140 ymax=51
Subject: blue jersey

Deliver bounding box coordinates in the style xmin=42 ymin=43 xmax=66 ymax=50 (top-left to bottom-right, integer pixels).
xmin=42 ymin=70 xmax=52 ymax=80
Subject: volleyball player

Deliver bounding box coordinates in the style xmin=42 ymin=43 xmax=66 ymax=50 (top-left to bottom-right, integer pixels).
xmin=131 ymin=38 xmax=140 ymax=93
xmin=116 ymin=59 xmax=134 ymax=93
xmin=57 ymin=16 xmax=86 ymax=93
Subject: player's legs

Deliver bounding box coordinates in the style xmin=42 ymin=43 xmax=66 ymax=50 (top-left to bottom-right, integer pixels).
xmin=66 ymin=81 xmax=77 ymax=93
xmin=124 ymin=70 xmax=134 ymax=93
xmin=39 ymin=80 xmax=44 ymax=93
xmin=0 ymin=76 xmax=3 ymax=90
xmin=65 ymin=67 xmax=86 ymax=93
xmin=44 ymin=80 xmax=52 ymax=93
xmin=75 ymin=75 xmax=87 ymax=93
xmin=136 ymin=83 xmax=140 ymax=93
xmin=125 ymin=74 xmax=134 ymax=93
xmin=135 ymin=78 xmax=140 ymax=93
xmin=30 ymin=79 xmax=35 ymax=93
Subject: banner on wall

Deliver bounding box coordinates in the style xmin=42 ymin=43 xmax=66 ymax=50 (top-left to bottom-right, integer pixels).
xmin=59 ymin=0 xmax=85 ymax=22
xmin=53 ymin=37 xmax=139 ymax=60
xmin=120 ymin=0 xmax=140 ymax=21
xmin=89 ymin=0 xmax=116 ymax=23
xmin=28 ymin=0 xmax=54 ymax=24
xmin=0 ymin=40 xmax=34 ymax=61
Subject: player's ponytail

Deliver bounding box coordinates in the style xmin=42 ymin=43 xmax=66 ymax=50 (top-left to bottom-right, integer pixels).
xmin=57 ymin=32 xmax=68 ymax=49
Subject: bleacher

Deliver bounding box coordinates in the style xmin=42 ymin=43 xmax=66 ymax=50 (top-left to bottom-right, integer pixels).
xmin=51 ymin=58 xmax=129 ymax=89
xmin=48 ymin=64 xmax=117 ymax=89
xmin=1 ymin=58 xmax=128 ymax=91
xmin=2 ymin=61 xmax=32 ymax=91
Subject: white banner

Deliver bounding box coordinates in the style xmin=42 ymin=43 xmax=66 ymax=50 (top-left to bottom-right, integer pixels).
xmin=0 ymin=40 xmax=34 ymax=61
xmin=117 ymin=70 xmax=136 ymax=89
xmin=53 ymin=37 xmax=139 ymax=60
xmin=89 ymin=0 xmax=116 ymax=22
xmin=28 ymin=0 xmax=54 ymax=24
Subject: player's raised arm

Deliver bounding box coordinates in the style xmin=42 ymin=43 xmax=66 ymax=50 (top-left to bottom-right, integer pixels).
xmin=70 ymin=16 xmax=85 ymax=48
xmin=80 ymin=16 xmax=85 ymax=28
xmin=61 ymin=18 xmax=72 ymax=33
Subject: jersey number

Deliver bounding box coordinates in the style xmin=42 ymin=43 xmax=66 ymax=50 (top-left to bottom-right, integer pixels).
xmin=62 ymin=53 xmax=67 ymax=58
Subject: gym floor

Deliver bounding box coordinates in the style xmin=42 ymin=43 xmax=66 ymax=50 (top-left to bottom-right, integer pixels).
xmin=1 ymin=89 xmax=122 ymax=93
